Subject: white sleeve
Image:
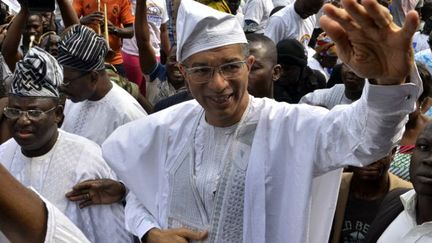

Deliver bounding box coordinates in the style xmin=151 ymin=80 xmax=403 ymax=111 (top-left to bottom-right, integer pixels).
xmin=162 ymin=0 xmax=169 ymax=24
xmin=298 ymin=83 xmax=336 ymax=107
xmin=298 ymin=91 xmax=318 ymax=105
xmin=313 ymin=72 xmax=421 ymax=174
xmin=125 ymin=192 xmax=160 ymax=241
xmin=40 ymin=194 xmax=90 ymax=243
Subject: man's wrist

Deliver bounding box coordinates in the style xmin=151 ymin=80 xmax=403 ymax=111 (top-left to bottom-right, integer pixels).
xmin=375 ymin=63 xmax=414 ymax=85
xmin=79 ymin=17 xmax=87 ymax=25
xmin=141 ymin=227 xmax=160 ymax=243
xmin=375 ymin=76 xmax=408 ymax=86
xmin=113 ymin=27 xmax=119 ymax=36
xmin=118 ymin=181 xmax=128 ymax=203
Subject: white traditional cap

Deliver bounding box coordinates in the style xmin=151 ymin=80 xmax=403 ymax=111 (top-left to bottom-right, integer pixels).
xmin=176 ymin=0 xmax=247 ymax=62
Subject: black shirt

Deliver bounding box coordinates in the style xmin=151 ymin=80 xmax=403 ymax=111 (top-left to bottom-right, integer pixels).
xmin=340 ymin=194 xmax=384 ymax=243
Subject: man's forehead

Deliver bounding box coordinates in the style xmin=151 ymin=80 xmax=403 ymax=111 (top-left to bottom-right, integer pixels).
xmin=63 ymin=66 xmax=82 ymax=73
xmin=184 ymin=44 xmax=244 ymax=65
xmin=28 ymin=15 xmax=42 ymax=23
xmin=8 ymin=95 xmax=54 ymax=106
xmin=41 ymin=12 xmax=53 ymax=17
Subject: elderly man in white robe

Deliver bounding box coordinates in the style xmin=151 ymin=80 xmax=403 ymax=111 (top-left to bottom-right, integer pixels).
xmin=102 ymin=0 xmax=422 ymax=242
xmin=58 ymin=25 xmax=147 ymax=146
xmin=0 ymin=47 xmax=132 ymax=243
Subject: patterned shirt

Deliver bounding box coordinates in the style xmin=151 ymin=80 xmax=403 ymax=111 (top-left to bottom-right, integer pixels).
xmin=389 ymin=145 xmax=414 ymax=181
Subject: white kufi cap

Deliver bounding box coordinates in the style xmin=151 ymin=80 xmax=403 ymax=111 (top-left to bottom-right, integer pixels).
xmin=176 ymin=0 xmax=247 ymax=62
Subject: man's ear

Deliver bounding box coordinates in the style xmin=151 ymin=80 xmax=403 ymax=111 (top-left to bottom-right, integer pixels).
xmin=178 ymin=64 xmax=190 ymax=91
xmin=54 ymin=105 xmax=64 ymax=124
xmin=272 ymin=64 xmax=282 ymax=81
xmin=246 ymin=55 xmax=255 ymax=72
xmin=89 ymin=71 xmax=99 ymax=84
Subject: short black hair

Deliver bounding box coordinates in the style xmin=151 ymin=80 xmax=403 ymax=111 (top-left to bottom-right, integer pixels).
xmin=28 ymin=14 xmax=43 ymax=23
xmin=246 ymin=33 xmax=277 ymax=64
xmin=276 ymin=38 xmax=307 ymax=67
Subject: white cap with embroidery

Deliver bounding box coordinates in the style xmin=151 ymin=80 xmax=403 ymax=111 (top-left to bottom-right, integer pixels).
xmin=176 ymin=0 xmax=247 ymax=62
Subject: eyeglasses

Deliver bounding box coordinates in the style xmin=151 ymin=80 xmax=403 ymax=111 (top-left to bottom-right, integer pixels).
xmin=3 ymin=106 xmax=57 ymax=120
xmin=183 ymin=60 xmax=247 ymax=84
xmin=62 ymin=71 xmax=91 ymax=87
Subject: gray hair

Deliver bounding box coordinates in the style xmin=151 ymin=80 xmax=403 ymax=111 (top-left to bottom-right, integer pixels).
xmin=183 ymin=43 xmax=250 ymax=65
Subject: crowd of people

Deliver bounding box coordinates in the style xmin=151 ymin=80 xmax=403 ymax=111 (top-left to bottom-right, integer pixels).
xmin=0 ymin=0 xmax=431 ymax=242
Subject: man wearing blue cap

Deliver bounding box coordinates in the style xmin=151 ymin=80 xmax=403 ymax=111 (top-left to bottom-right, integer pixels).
xmin=58 ymin=24 xmax=147 ymax=146
xmin=0 ymin=47 xmax=132 ymax=243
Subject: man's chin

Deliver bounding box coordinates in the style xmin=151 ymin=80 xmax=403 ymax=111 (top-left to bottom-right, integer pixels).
xmin=169 ymin=78 xmax=185 ymax=87
xmin=68 ymin=97 xmax=85 ymax=103
xmin=14 ymin=135 xmax=36 ymax=148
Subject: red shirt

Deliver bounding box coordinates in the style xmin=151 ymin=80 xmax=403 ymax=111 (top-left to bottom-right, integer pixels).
xmin=73 ymin=0 xmax=135 ymax=65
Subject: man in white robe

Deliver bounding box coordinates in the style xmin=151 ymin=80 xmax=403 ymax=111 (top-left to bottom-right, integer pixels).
xmin=0 ymin=47 xmax=132 ymax=243
xmin=58 ymin=25 xmax=147 ymax=146
xmin=102 ymin=0 xmax=422 ymax=242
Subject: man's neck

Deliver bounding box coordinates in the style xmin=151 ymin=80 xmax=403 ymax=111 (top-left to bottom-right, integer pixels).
xmin=171 ymin=82 xmax=185 ymax=91
xmin=350 ymin=173 xmax=390 ymax=201
xmin=89 ymin=73 xmax=113 ymax=101
xmin=344 ymin=89 xmax=362 ymax=101
xmin=22 ymin=130 xmax=59 ymax=158
xmin=416 ymin=194 xmax=432 ymax=225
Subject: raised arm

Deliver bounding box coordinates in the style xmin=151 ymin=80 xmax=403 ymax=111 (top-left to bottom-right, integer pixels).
xmin=320 ymin=0 xmax=419 ymax=85
xmin=56 ymin=0 xmax=80 ymax=27
xmin=1 ymin=6 xmax=27 ymax=72
xmin=160 ymin=23 xmax=170 ymax=57
xmin=135 ymin=0 xmax=158 ymax=74
xmin=310 ymin=0 xmax=421 ymax=173
xmin=0 ymin=163 xmax=46 ymax=243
